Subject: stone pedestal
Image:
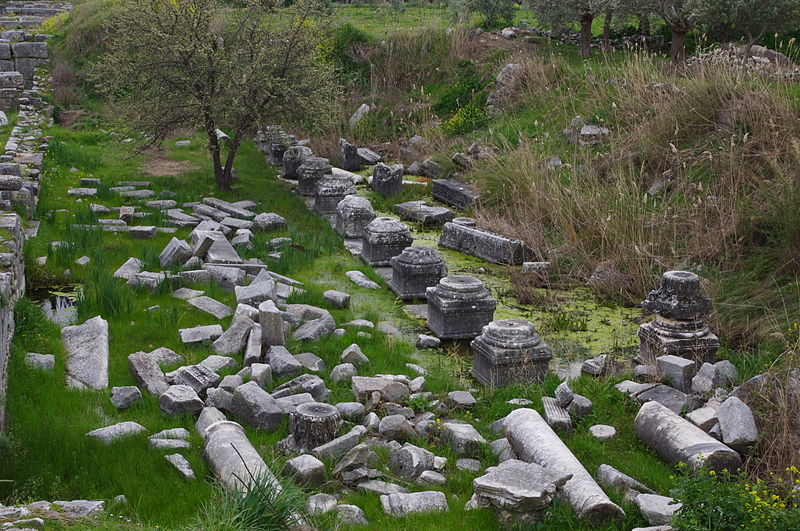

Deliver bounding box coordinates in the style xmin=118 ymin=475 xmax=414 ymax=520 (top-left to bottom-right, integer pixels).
xmin=372 ymin=163 xmax=403 ymax=198
xmin=282 ymin=146 xmax=313 ymax=180
xmin=291 ymin=402 xmax=342 ymax=451
xmin=268 ymin=141 xmax=289 ymax=166
xmin=426 ymin=276 xmax=497 ymax=339
xmin=339 ymin=138 xmax=361 ymax=172
xmin=334 ymin=195 xmax=376 ymax=238
xmin=471 ymin=319 xmax=552 ymax=387
xmin=360 ymin=217 xmax=413 ymax=266
xmin=314 ymin=177 xmax=355 ymax=214
xmin=297 ymin=157 xmax=332 ymax=196
xmin=638 ymin=271 xmax=719 ymax=364
xmin=388 ymin=246 xmax=447 ymax=300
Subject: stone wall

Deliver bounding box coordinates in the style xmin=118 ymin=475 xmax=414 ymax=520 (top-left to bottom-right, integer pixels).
xmin=0 ymin=212 xmax=25 ymax=431
xmin=0 ymin=8 xmax=57 ymax=428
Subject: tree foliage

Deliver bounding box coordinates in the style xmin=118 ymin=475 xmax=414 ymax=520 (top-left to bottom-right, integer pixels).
xmin=528 ymin=0 xmax=617 ymax=56
xmin=94 ymin=0 xmax=339 ymax=191
xmin=689 ymin=0 xmax=800 ymax=59
xmin=450 ymin=0 xmax=517 ymax=30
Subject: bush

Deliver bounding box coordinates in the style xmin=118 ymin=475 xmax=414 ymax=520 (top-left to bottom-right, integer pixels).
xmin=189 ymin=473 xmax=309 ymax=531
xmin=671 ymin=466 xmax=800 ymax=530
xmin=442 ymin=98 xmax=487 ymax=135
xmin=321 ymin=22 xmax=373 ymax=85
xmin=449 ymin=0 xmax=516 ymax=29
xmin=432 ymin=59 xmax=485 ymax=116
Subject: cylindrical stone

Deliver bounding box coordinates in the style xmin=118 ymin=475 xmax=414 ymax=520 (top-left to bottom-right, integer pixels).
xmin=634 ymin=401 xmax=741 ymax=473
xmin=505 ymin=408 xmax=625 ymax=523
xmin=291 ymin=402 xmax=342 ymax=451
xmin=203 ymin=421 xmax=279 ymax=492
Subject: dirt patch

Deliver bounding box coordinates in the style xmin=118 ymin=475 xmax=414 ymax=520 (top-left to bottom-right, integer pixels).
xmin=141 ymin=147 xmax=200 ymax=177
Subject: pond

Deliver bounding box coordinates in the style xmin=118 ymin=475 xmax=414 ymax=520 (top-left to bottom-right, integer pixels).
xmin=28 ymin=285 xmax=82 ymax=326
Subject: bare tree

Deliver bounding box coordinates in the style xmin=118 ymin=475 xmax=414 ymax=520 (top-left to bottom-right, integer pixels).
xmin=94 ymin=0 xmax=338 ymax=191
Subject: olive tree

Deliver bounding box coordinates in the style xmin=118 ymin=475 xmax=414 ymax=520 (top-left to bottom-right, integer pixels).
xmin=450 ymin=0 xmax=517 ymax=29
xmin=689 ymin=0 xmax=800 ymax=61
xmin=528 ymin=0 xmax=617 ymax=57
xmin=644 ymin=0 xmax=696 ymax=65
xmin=94 ymin=0 xmax=338 ymax=191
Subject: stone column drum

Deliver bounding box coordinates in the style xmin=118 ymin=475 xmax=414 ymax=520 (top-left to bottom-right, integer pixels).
xmin=360 ymin=217 xmax=413 ymax=266
xmin=282 ymin=145 xmax=313 ymax=180
xmin=334 ymin=195 xmax=376 ymax=238
xmin=638 ymin=271 xmax=719 ymax=364
xmin=388 ymin=246 xmax=447 ymax=300
xmin=426 ymin=276 xmax=497 ymax=339
xmin=471 ymin=318 xmax=552 ymax=387
xmin=313 ymin=176 xmax=355 ymax=214
xmin=296 ymin=157 xmax=332 ymax=196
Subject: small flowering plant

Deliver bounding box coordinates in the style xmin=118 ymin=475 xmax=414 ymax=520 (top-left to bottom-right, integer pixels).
xmin=671 ymin=464 xmax=800 ymax=530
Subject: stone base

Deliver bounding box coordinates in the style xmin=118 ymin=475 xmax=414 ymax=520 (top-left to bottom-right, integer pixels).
xmin=638 ymin=319 xmax=719 ymax=364
xmin=471 ymin=345 xmax=551 ymax=388
xmin=426 ymin=305 xmax=494 ymax=340
xmin=360 ymin=242 xmax=408 ymax=267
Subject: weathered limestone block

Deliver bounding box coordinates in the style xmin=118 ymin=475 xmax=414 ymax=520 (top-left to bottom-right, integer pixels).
xmin=334 ymin=195 xmax=376 ymax=238
xmin=471 ymin=459 xmax=571 ymax=519
xmin=296 ymin=157 xmax=331 ymax=196
xmin=380 ymin=491 xmax=448 ymax=517
xmin=505 ymin=408 xmax=625 ymax=523
xmin=388 ymin=442 xmax=435 ymax=479
xmin=159 ymin=385 xmax=205 ymax=416
xmin=471 ymin=318 xmax=552 ymax=387
xmin=634 ymin=401 xmax=741 ymax=472
xmin=258 ymin=299 xmax=285 ymax=346
xmin=338 ymin=138 xmax=361 ymax=171
xmin=313 ymin=176 xmax=355 ymax=214
xmin=431 ymin=179 xmax=480 ymax=210
xmin=86 ymin=421 xmax=147 ymax=444
xmin=372 ymin=162 xmax=403 ymax=198
xmin=282 ymin=145 xmax=313 ymax=179
xmin=360 ymin=217 xmax=413 ymax=267
xmin=230 ymin=381 xmax=284 ymax=431
xmin=128 ymin=351 xmax=169 ymax=396
xmin=388 ymin=246 xmax=447 ymax=300
xmin=439 ymin=221 xmax=533 ymax=265
xmin=62 ymin=315 xmax=108 ymax=390
xmin=638 ymin=271 xmax=719 ymax=364
xmin=394 ymin=200 xmax=454 ymax=226
xmin=442 ymin=421 xmax=487 ymax=457
xmin=656 ymin=355 xmax=696 ymax=393
xmin=427 ymin=276 xmax=497 ymax=339
xmin=211 ymin=315 xmax=254 ymax=355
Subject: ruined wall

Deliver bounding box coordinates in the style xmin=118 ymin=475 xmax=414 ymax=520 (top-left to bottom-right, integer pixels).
xmin=0 ymin=3 xmax=58 ymax=428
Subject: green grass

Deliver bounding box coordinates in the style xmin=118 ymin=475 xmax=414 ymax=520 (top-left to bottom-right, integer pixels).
xmin=0 ymin=115 xmax=679 ymax=529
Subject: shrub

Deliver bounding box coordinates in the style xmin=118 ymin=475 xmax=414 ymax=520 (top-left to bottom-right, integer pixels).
xmin=432 ymin=60 xmax=485 ymax=116
xmin=671 ymin=466 xmax=800 ymax=530
xmin=189 ymin=474 xmax=309 ymax=531
xmin=442 ymin=96 xmax=487 ymax=136
xmin=321 ymin=22 xmax=373 ymax=85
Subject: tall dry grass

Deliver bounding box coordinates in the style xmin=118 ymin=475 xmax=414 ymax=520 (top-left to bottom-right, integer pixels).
xmin=472 ymin=53 xmax=800 ymax=342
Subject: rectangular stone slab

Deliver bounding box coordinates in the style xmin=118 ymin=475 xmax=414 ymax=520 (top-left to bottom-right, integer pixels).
xmin=439 ymin=222 xmax=534 ymax=265
xmin=62 ymin=316 xmax=109 ymax=390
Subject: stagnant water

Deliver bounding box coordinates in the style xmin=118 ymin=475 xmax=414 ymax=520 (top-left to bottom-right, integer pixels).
xmin=28 ymin=286 xmax=81 ymax=326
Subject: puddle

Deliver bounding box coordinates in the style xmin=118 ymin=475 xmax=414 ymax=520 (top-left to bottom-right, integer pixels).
xmin=29 ymin=286 xmax=81 ymax=326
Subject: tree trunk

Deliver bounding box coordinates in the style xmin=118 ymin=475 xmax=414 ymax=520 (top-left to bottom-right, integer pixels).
xmin=670 ymin=29 xmax=687 ymax=67
xmin=602 ymin=11 xmax=613 ymax=50
xmin=204 ymin=113 xmax=227 ymax=191
xmin=291 ymin=402 xmax=341 ymax=451
xmin=221 ymin=132 xmax=241 ymax=191
xmin=740 ymin=27 xmax=766 ymax=64
xmin=579 ymin=14 xmax=594 ymax=57
xmin=638 ymin=13 xmax=650 ymax=35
